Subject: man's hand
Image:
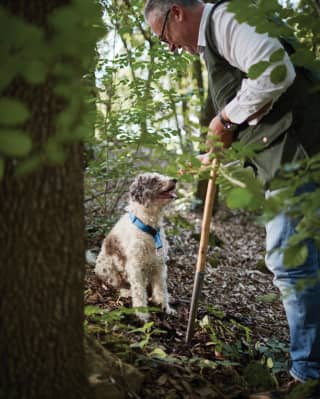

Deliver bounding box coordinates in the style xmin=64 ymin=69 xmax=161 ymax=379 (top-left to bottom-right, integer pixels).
xmin=196 ymin=114 xmax=236 ymax=167
xmin=180 ymin=113 xmax=236 ymax=172
xmin=206 ymin=114 xmax=235 ymax=151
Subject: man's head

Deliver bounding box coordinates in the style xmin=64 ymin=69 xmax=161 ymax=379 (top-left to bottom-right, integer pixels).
xmin=144 ymin=0 xmax=204 ymax=55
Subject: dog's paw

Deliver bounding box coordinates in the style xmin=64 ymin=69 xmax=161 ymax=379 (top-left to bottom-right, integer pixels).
xmin=136 ymin=311 xmax=149 ymax=323
xmin=165 ymin=305 xmax=176 ymax=315
xmin=119 ymin=288 xmax=131 ymax=298
xmin=151 ymin=293 xmax=163 ymax=305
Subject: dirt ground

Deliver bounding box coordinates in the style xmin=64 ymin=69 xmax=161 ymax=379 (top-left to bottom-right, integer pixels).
xmin=85 ymin=198 xmax=293 ymax=399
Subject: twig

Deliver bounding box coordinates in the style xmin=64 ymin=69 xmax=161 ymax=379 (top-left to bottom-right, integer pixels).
xmin=219 ymin=165 xmax=246 ymax=188
xmin=85 ymin=192 xmax=106 ymax=203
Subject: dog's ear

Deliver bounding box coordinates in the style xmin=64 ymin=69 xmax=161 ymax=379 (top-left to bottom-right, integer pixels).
xmin=130 ymin=176 xmax=146 ymax=205
xmin=130 ymin=175 xmax=154 ymax=207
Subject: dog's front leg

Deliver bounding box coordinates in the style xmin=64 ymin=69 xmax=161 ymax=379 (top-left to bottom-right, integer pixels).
xmin=127 ymin=266 xmax=149 ymax=322
xmin=151 ymin=260 xmax=175 ymax=315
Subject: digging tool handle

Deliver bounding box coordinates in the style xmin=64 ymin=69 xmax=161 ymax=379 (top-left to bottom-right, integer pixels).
xmin=196 ymin=158 xmax=219 ymax=273
xmin=186 ymin=158 xmax=219 ymax=343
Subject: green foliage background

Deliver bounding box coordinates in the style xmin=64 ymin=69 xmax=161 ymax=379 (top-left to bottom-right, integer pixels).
xmin=0 ymin=0 xmax=105 ymax=176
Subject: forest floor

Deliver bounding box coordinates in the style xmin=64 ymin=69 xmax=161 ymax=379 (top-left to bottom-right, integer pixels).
xmin=84 ymin=194 xmax=298 ymax=399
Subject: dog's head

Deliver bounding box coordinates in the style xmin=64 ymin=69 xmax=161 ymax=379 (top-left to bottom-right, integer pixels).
xmin=129 ymin=173 xmax=177 ymax=208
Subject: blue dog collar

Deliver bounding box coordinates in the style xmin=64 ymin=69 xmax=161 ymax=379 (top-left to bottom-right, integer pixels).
xmin=129 ymin=212 xmax=162 ymax=250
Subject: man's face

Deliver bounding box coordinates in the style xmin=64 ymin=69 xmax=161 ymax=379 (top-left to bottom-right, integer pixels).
xmin=147 ymin=6 xmax=199 ymax=55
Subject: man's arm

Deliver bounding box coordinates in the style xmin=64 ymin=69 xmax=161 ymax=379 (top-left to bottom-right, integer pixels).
xmin=212 ymin=3 xmax=295 ymax=126
xmin=200 ymin=4 xmax=296 ymax=160
xmin=197 ymin=99 xmax=274 ymax=165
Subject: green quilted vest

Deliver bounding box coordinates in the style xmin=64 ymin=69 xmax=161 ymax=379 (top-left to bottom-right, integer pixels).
xmin=204 ymin=1 xmax=320 ymax=184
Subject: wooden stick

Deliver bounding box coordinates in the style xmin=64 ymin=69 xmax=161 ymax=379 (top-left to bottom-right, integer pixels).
xmin=196 ymin=158 xmax=219 ymax=273
xmin=186 ymin=158 xmax=219 ymax=343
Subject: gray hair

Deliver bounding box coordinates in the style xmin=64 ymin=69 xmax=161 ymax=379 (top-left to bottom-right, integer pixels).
xmin=144 ymin=0 xmax=202 ymax=20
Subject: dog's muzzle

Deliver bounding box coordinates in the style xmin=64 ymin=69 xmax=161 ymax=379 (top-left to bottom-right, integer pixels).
xmin=158 ymin=179 xmax=177 ymax=200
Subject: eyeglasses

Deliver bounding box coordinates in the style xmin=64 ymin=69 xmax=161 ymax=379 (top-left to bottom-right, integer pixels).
xmin=159 ymin=9 xmax=171 ymax=43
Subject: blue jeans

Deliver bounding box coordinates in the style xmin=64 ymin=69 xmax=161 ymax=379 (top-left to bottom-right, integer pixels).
xmin=265 ymin=184 xmax=320 ymax=382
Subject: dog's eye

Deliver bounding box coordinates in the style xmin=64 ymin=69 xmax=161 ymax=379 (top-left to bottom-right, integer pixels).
xmin=149 ymin=177 xmax=159 ymax=186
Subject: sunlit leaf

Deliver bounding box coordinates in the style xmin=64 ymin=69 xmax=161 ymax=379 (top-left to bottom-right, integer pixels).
xmin=266 ymin=357 xmax=274 ymax=369
xmin=130 ymin=321 xmax=154 ymax=334
xmin=199 ymin=315 xmax=210 ymax=328
xmin=150 ymin=348 xmax=167 ymax=359
xmin=226 ymin=187 xmax=253 ymax=209
xmin=84 ymin=305 xmax=103 ymax=316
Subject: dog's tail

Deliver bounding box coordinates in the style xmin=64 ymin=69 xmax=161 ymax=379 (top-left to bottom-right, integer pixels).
xmin=85 ymin=250 xmax=97 ymax=266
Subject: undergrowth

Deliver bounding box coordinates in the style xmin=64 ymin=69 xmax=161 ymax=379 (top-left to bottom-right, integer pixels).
xmin=84 ymin=303 xmax=290 ymax=394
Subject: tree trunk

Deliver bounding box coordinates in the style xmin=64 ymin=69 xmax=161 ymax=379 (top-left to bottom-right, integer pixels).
xmin=0 ymin=145 xmax=89 ymax=399
xmin=0 ymin=1 xmax=90 ymax=398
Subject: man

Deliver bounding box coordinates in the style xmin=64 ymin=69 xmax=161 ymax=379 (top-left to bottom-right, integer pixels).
xmin=144 ymin=0 xmax=320 ymax=395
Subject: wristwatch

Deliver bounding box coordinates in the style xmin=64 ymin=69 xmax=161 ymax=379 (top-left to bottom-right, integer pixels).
xmin=218 ymin=112 xmax=238 ymax=132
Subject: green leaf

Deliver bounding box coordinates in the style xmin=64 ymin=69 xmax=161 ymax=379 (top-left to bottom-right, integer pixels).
xmin=15 ymin=155 xmax=42 ymax=176
xmin=84 ymin=305 xmax=103 ymax=316
xmin=266 ymin=357 xmax=274 ymax=369
xmin=45 ymin=140 xmax=66 ymax=164
xmin=199 ymin=315 xmax=210 ymax=328
xmin=283 ymin=244 xmax=308 ymax=268
xmin=0 ymin=98 xmax=30 ymax=125
xmin=130 ymin=338 xmax=149 ymax=349
xmin=226 ymin=187 xmax=253 ymax=209
xmin=0 ymin=130 xmax=32 ymax=157
xmin=130 ymin=320 xmax=154 ymax=334
xmin=150 ymin=348 xmax=167 ymax=359
xmin=270 ymin=64 xmax=287 ymax=84
xmin=269 ymin=48 xmax=285 ymax=63
xmin=23 ymin=60 xmax=47 ymax=84
xmin=207 ymin=306 xmax=225 ymax=319
xmin=248 ymin=61 xmax=270 ymax=79
xmin=199 ymin=358 xmax=219 ymax=369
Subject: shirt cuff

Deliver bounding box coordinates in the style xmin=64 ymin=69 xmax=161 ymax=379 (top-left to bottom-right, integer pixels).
xmin=224 ymin=98 xmax=273 ymax=126
xmin=224 ymin=99 xmax=256 ymax=125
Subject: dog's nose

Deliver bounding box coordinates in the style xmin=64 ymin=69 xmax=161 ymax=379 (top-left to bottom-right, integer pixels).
xmin=171 ymin=179 xmax=177 ymax=184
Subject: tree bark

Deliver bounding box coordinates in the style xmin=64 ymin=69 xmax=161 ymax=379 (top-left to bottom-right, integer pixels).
xmin=0 ymin=145 xmax=89 ymax=399
xmin=0 ymin=1 xmax=90 ymax=398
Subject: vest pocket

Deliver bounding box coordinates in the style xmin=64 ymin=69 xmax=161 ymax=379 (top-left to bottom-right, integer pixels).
xmin=238 ymin=111 xmax=293 ymax=149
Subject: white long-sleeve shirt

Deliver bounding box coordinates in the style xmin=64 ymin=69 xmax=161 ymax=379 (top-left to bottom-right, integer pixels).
xmin=198 ymin=3 xmax=296 ymax=125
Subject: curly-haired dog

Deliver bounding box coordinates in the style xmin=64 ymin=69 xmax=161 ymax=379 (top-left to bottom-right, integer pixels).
xmin=95 ymin=173 xmax=177 ymax=320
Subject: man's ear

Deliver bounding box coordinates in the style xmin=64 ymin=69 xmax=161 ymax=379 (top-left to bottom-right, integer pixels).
xmin=171 ymin=4 xmax=184 ymax=22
